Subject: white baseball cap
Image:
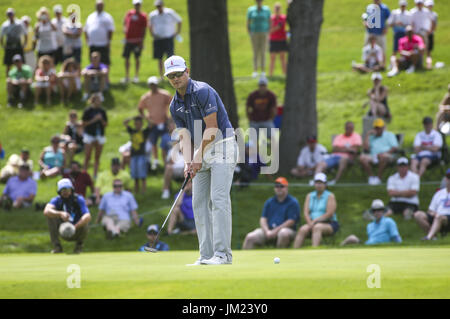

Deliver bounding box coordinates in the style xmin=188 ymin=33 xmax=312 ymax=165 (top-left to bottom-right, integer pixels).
xmin=147 ymin=76 xmax=159 ymax=85
xmin=313 ymin=173 xmax=327 ymax=183
xmin=424 ymin=0 xmax=434 ymax=6
xmin=57 ymin=178 xmax=74 ymax=192
xmin=154 ymin=0 xmax=164 ymax=6
xmin=53 ymin=4 xmax=63 ymax=13
xmin=370 ymin=199 xmax=385 ymax=211
xmin=397 ymin=157 xmax=409 ymax=165
xmin=21 ymin=15 xmax=31 ymax=23
xmin=133 ymin=0 xmax=143 ymax=4
xmin=399 ymin=0 xmax=408 ymax=6
xmin=164 ymin=55 xmax=187 ymax=76
xmin=371 ymin=72 xmax=382 ymax=81
xmin=414 ymin=0 xmax=424 ymax=4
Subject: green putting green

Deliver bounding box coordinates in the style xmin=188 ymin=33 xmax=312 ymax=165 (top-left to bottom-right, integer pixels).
xmin=1 ymin=247 xmax=449 ymax=298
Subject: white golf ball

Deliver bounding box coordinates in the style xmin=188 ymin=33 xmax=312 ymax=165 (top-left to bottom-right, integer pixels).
xmin=274 ymin=257 xmax=280 ymax=264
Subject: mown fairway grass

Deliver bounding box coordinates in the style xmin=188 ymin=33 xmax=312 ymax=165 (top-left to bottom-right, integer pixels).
xmin=1 ymin=248 xmax=450 ymax=298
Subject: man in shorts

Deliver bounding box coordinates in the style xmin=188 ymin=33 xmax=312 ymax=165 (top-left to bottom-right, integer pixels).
xmin=1 ymin=8 xmax=27 ymax=76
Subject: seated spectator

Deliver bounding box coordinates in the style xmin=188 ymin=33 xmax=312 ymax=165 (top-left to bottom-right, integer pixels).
xmin=43 ymin=178 xmax=91 ymax=254
xmin=39 ymin=135 xmax=65 ymax=178
xmin=414 ymin=169 xmax=450 ymax=241
xmin=62 ymin=110 xmax=84 ymax=165
xmin=436 ymin=84 xmax=450 ymax=135
xmin=81 ymin=51 xmax=109 ymax=102
xmin=246 ymin=77 xmax=277 ymax=143
xmin=363 ymin=73 xmax=389 ymax=119
xmin=234 ymin=142 xmax=266 ymax=187
xmin=162 ymin=147 xmax=185 ymax=199
xmin=290 ymin=136 xmax=327 ymax=178
xmin=359 ymin=118 xmax=399 ymax=185
xmin=0 ymin=164 xmax=36 ymax=210
xmin=385 ymin=157 xmax=420 ymax=220
xmin=352 ymin=35 xmax=384 ymax=73
xmin=139 ymin=224 xmax=169 ymax=252
xmin=57 ymin=58 xmax=81 ymax=103
xmin=411 ymin=116 xmax=443 ymax=177
xmin=82 ymin=93 xmax=108 ymax=178
xmin=95 ymin=158 xmax=133 ymax=205
xmin=6 ymin=54 xmax=33 ymax=108
xmin=123 ymin=115 xmax=151 ymax=194
xmin=62 ymin=161 xmax=95 ymax=206
xmin=340 ymin=199 xmax=402 ymax=246
xmin=293 ymin=173 xmax=339 ymax=248
xmin=387 ymin=25 xmax=425 ymax=77
xmin=0 ymin=149 xmax=33 ymax=183
xmin=316 ymin=121 xmax=362 ymax=185
xmin=167 ymin=180 xmax=196 ymax=235
xmin=96 ymin=179 xmax=142 ymax=239
xmin=33 ymin=55 xmax=58 ymax=105
xmin=243 ymin=177 xmax=300 ymax=249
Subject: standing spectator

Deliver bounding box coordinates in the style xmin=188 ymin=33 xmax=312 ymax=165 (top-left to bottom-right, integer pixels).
xmin=63 ymin=161 xmax=95 ymax=206
xmin=96 ymin=179 xmax=142 ymax=239
xmin=6 ymin=54 xmax=33 ymax=108
xmin=316 ymin=121 xmax=362 ymax=185
xmin=387 ymin=0 xmax=411 ymax=65
xmin=411 ymin=116 xmax=443 ymax=177
xmin=387 ymin=25 xmax=425 ymax=77
xmin=364 ymin=72 xmax=389 ymax=118
xmin=385 ymin=157 xmax=420 ymax=220
xmin=34 ymin=7 xmax=57 ymax=61
xmin=268 ymin=2 xmax=287 ymax=77
xmin=359 ymin=118 xmax=399 ymax=185
xmin=33 ymin=55 xmax=58 ymax=105
xmin=62 ymin=10 xmax=83 ymax=65
xmin=57 ymin=58 xmax=81 ymax=103
xmin=121 ymin=0 xmax=148 ymax=84
xmin=290 ymin=136 xmax=328 ymax=178
xmin=138 ymin=76 xmax=172 ymax=170
xmin=340 ymin=199 xmax=402 ymax=246
xmin=247 ymin=0 xmax=271 ymax=78
xmin=123 ymin=116 xmax=151 ymax=194
xmin=1 ymin=8 xmax=27 ymax=76
xmin=148 ymin=0 xmax=182 ymax=80
xmin=414 ymin=169 xmax=450 ymax=241
xmin=293 ymin=173 xmax=339 ymax=248
xmin=81 ymin=51 xmax=109 ymax=102
xmin=246 ymin=77 xmax=277 ymax=143
xmin=39 ymin=135 xmax=65 ymax=178
xmin=43 ymin=178 xmax=91 ymax=254
xmin=21 ymin=16 xmax=36 ymax=70
xmin=167 ymin=180 xmax=196 ymax=235
xmin=352 ymin=35 xmax=385 ymax=74
xmin=51 ymin=5 xmax=67 ymax=65
xmin=139 ymin=224 xmax=169 ymax=251
xmin=0 ymin=164 xmax=36 ymax=210
xmin=84 ymin=0 xmax=115 ymax=66
xmin=363 ymin=0 xmax=390 ymax=65
xmin=95 ymin=158 xmax=133 ymax=205
xmin=243 ymin=177 xmax=300 ymax=249
xmin=82 ymin=93 xmax=108 ymax=179
xmin=424 ymin=0 xmax=437 ymax=69
xmin=410 ymin=0 xmax=432 ymax=64
xmin=0 ymin=149 xmax=33 ymax=183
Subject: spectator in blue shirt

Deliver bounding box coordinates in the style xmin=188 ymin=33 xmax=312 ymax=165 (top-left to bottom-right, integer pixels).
xmin=0 ymin=164 xmax=36 ymax=210
xmin=340 ymin=199 xmax=402 ymax=246
xmin=363 ymin=0 xmax=391 ymax=64
xmin=139 ymin=224 xmax=169 ymax=252
xmin=243 ymin=177 xmax=300 ymax=249
xmin=43 ymin=178 xmax=91 ymax=254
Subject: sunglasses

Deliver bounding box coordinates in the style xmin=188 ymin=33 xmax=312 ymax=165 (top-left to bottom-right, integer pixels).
xmin=274 ymin=184 xmax=285 ymax=188
xmin=167 ymin=70 xmax=185 ymax=80
xmin=113 ymin=184 xmax=123 ymax=188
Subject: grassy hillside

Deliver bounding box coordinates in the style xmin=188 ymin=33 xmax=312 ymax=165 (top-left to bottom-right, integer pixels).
xmin=0 ymin=0 xmax=449 ymax=253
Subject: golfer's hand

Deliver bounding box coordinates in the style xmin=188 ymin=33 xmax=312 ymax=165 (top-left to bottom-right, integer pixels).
xmin=189 ymin=162 xmax=202 ymax=179
xmin=60 ymin=211 xmax=70 ymax=222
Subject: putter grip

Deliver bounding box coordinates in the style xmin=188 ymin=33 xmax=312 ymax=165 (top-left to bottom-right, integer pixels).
xmin=181 ymin=173 xmax=191 ymax=190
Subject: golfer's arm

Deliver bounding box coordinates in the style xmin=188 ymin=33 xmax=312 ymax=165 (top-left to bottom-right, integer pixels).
xmin=43 ymin=204 xmax=63 ymax=218
xmin=193 ymin=113 xmax=219 ymax=164
xmin=75 ymin=213 xmax=91 ymax=229
xmin=179 ymin=130 xmax=194 ymax=164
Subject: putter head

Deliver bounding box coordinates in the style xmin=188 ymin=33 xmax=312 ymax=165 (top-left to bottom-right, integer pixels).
xmin=144 ymin=246 xmax=158 ymax=253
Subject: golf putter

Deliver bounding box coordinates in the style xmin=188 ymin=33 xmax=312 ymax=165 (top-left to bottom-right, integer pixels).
xmin=145 ymin=173 xmax=191 ymax=253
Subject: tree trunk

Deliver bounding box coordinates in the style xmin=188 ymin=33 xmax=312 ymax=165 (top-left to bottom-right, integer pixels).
xmin=187 ymin=0 xmax=239 ymax=128
xmin=279 ymin=0 xmax=324 ymax=174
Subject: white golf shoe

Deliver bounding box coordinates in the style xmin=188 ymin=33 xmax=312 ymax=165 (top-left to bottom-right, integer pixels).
xmin=201 ymin=254 xmax=232 ymax=265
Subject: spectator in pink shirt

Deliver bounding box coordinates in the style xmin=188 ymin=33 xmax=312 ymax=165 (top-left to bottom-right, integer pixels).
xmin=388 ymin=25 xmax=425 ymax=77
xmin=268 ymin=2 xmax=288 ymax=77
xmin=316 ymin=121 xmax=362 ymax=185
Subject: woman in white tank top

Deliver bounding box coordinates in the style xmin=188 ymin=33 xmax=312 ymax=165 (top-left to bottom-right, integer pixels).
xmin=34 ymin=7 xmax=57 ymax=59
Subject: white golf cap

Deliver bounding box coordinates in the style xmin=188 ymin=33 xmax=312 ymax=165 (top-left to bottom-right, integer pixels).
xmin=164 ymin=55 xmax=187 ymax=76
xmin=133 ymin=0 xmax=143 ymax=4
xmin=399 ymin=0 xmax=408 ymax=5
xmin=414 ymin=0 xmax=424 ymax=3
xmin=147 ymin=224 xmax=159 ymax=234
xmin=154 ymin=0 xmax=164 ymax=6
xmin=371 ymin=72 xmax=382 ymax=81
xmin=370 ymin=199 xmax=385 ymax=211
xmin=21 ymin=15 xmax=31 ymax=22
xmin=314 ymin=172 xmax=327 ymax=183
xmin=6 ymin=8 xmax=15 ymax=14
xmin=424 ymin=0 xmax=434 ymax=6
xmin=53 ymin=4 xmax=63 ymax=13
xmin=12 ymin=54 xmax=22 ymax=62
xmin=397 ymin=157 xmax=409 ymax=165
xmin=57 ymin=178 xmax=74 ymax=192
xmin=147 ymin=76 xmax=159 ymax=85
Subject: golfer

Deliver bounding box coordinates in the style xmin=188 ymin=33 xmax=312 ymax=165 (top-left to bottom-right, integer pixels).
xmin=165 ymin=55 xmax=238 ymax=265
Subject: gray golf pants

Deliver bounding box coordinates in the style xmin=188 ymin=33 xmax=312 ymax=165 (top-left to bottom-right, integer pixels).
xmin=192 ymin=138 xmax=238 ymax=261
